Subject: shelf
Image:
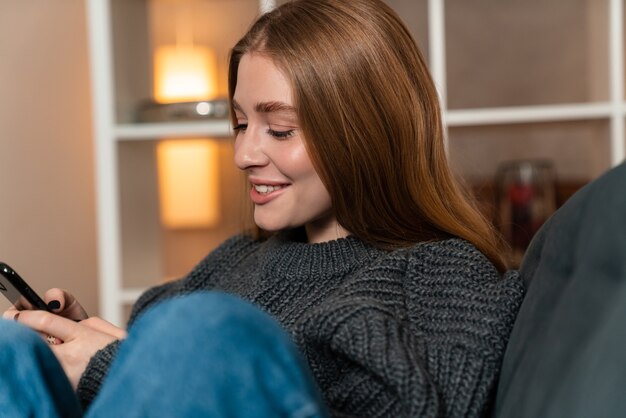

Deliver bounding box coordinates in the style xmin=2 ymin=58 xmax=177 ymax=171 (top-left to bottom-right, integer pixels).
xmin=446 ymin=103 xmax=615 ymax=127
xmin=448 ymin=119 xmax=612 ymax=182
xmin=113 ymin=103 xmax=618 ymax=140
xmin=115 ymin=120 xmax=232 ymax=140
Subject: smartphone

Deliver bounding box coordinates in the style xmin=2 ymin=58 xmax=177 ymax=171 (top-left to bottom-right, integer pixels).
xmin=0 ymin=262 xmax=50 ymax=311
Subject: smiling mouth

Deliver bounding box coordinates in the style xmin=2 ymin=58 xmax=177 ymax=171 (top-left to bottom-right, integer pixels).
xmin=253 ymin=184 xmax=286 ymax=195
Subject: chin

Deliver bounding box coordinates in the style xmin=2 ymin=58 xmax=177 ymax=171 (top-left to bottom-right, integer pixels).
xmin=253 ymin=216 xmax=285 ymax=233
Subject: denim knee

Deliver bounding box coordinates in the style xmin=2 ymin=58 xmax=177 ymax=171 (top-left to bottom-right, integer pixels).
xmin=0 ymin=319 xmax=81 ymax=418
xmin=133 ymin=291 xmax=287 ymax=344
xmin=92 ymin=292 xmax=328 ymax=418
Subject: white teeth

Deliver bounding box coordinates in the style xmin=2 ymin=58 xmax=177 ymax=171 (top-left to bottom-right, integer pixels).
xmin=254 ymin=184 xmax=283 ymax=195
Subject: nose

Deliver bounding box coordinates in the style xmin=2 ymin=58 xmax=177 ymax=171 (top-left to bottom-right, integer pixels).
xmin=233 ymin=127 xmax=269 ymax=171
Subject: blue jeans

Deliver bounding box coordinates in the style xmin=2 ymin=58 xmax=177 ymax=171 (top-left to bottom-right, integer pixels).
xmin=0 ymin=292 xmax=328 ymax=418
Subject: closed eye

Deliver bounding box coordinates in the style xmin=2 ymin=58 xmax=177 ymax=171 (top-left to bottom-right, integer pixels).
xmin=267 ymin=128 xmax=296 ymax=139
xmin=233 ymin=123 xmax=248 ymax=134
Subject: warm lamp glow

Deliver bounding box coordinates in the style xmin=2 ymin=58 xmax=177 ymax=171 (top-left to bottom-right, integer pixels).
xmin=157 ymin=140 xmax=220 ymax=229
xmin=153 ymin=45 xmax=218 ymax=103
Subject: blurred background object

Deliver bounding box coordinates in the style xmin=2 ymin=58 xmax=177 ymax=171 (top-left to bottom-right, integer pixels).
xmin=496 ymin=160 xmax=557 ymax=267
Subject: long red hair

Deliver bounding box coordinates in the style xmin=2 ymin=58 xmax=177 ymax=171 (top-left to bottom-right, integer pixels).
xmin=229 ymin=0 xmax=508 ymax=272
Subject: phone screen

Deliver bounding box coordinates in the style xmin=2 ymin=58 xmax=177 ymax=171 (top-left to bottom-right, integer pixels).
xmin=0 ymin=263 xmax=49 ymax=310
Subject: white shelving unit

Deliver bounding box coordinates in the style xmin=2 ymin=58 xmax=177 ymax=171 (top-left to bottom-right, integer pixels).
xmin=87 ymin=0 xmax=625 ymax=326
xmin=87 ymin=0 xmax=276 ymax=326
xmin=115 ymin=121 xmax=232 ymax=140
xmin=427 ymin=0 xmax=624 ymax=167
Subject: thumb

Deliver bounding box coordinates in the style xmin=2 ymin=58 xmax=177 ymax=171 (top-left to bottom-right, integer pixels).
xmin=43 ymin=288 xmax=88 ymax=320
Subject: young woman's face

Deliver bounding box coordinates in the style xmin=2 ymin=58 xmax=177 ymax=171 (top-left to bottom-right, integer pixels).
xmin=233 ymin=53 xmax=348 ymax=243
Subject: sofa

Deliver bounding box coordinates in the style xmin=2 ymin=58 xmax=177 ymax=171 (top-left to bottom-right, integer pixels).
xmin=493 ymin=162 xmax=626 ymax=417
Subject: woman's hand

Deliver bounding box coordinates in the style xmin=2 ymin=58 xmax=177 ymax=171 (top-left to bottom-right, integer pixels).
xmin=2 ymin=289 xmax=126 ymax=389
xmin=6 ymin=310 xmax=126 ymax=388
xmin=3 ymin=288 xmax=89 ymax=322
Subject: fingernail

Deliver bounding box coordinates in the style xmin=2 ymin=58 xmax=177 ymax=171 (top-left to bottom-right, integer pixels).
xmin=47 ymin=300 xmax=61 ymax=310
xmin=13 ymin=312 xmax=19 ymax=321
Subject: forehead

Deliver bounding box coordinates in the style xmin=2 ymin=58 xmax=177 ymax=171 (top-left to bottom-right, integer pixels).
xmin=234 ymin=53 xmax=294 ymax=108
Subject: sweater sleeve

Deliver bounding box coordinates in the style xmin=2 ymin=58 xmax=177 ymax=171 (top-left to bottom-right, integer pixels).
xmin=297 ymin=241 xmax=524 ymax=418
xmin=299 ymin=300 xmax=440 ymax=417
xmin=76 ymin=340 xmax=121 ymax=411
xmin=402 ymin=242 xmax=524 ymax=417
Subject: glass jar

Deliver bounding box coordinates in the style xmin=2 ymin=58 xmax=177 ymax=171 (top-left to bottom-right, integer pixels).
xmin=496 ymin=160 xmax=556 ymax=267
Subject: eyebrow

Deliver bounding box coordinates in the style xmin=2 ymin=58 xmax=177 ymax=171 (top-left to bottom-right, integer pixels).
xmin=231 ymin=99 xmax=296 ymax=115
xmin=255 ymin=101 xmax=297 ymax=114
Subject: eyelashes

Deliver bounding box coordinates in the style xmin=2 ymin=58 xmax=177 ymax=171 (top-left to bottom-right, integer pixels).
xmin=267 ymin=128 xmax=296 ymax=139
xmin=233 ymin=124 xmax=296 ymax=139
xmin=233 ymin=123 xmax=247 ymax=133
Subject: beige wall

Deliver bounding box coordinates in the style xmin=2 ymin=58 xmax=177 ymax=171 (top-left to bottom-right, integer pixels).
xmin=0 ymin=1 xmax=98 ymax=314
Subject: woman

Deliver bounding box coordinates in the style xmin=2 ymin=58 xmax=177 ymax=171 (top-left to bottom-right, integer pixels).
xmin=1 ymin=0 xmax=523 ymax=417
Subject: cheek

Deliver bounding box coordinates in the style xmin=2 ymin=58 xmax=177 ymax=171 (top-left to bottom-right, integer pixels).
xmin=279 ymin=140 xmax=317 ymax=179
xmin=289 ymin=144 xmax=312 ymax=167
xmin=292 ymin=155 xmax=322 ymax=192
xmin=293 ymin=157 xmax=331 ymax=207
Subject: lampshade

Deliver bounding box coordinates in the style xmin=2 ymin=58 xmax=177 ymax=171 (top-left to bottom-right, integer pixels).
xmin=156 ymin=140 xmax=220 ymax=229
xmin=153 ymin=44 xmax=218 ymax=103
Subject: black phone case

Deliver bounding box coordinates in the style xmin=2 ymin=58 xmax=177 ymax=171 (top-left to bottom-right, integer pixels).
xmin=0 ymin=262 xmax=49 ymax=311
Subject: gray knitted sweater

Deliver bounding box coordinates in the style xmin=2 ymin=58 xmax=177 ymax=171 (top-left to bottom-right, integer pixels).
xmin=77 ymin=231 xmax=524 ymax=417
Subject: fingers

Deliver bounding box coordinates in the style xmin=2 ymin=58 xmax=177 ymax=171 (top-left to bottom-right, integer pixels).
xmin=1 ymin=309 xmax=62 ymax=344
xmin=14 ymin=309 xmax=79 ymax=343
xmin=12 ymin=310 xmax=127 ymax=344
xmin=2 ymin=288 xmax=88 ymax=321
xmin=2 ymin=306 xmax=19 ymax=320
xmin=44 ymin=334 xmax=63 ymax=345
xmin=43 ymin=288 xmax=88 ymax=320
xmin=43 ymin=288 xmax=67 ymax=310
xmin=80 ymin=317 xmax=127 ymax=340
